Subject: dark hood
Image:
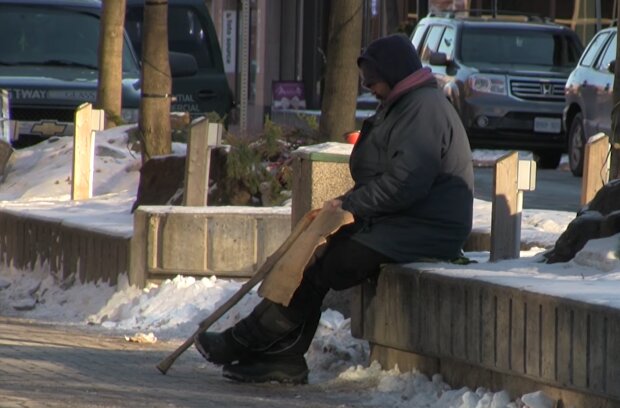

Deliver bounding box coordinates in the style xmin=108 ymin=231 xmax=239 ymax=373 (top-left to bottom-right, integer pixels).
xmin=357 ymin=34 xmax=423 ymax=88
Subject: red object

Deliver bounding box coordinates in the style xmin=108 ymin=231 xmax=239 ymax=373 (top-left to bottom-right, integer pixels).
xmin=345 ymin=131 xmax=360 ymax=144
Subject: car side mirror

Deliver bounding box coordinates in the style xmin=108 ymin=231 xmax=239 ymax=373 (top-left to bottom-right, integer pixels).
xmin=169 ymin=51 xmax=198 ymax=77
xmin=608 ymin=59 xmax=616 ymax=74
xmin=429 ymin=51 xmax=448 ymax=66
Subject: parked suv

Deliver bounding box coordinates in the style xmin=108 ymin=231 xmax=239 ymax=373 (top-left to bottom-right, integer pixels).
xmin=0 ymin=0 xmax=141 ymax=148
xmin=564 ymin=26 xmax=616 ymax=177
xmin=125 ymin=0 xmax=234 ymax=121
xmin=411 ymin=13 xmax=583 ymax=168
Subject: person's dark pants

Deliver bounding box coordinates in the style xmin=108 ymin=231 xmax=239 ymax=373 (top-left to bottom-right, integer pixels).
xmin=233 ymin=223 xmax=396 ymax=357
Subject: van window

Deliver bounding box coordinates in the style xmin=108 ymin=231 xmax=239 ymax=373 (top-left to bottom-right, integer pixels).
xmin=125 ymin=6 xmax=216 ymax=69
xmin=579 ymin=31 xmax=610 ymax=67
xmin=0 ymin=5 xmax=138 ymax=73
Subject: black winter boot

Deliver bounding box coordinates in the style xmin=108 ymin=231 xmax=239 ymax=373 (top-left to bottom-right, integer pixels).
xmin=221 ymin=308 xmax=321 ymax=384
xmin=194 ymin=328 xmax=251 ymax=365
xmin=194 ymin=299 xmax=304 ymax=366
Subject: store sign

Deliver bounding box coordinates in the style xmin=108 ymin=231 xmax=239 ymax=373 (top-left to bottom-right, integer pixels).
xmin=223 ymin=10 xmax=237 ymax=73
xmin=272 ymin=81 xmax=306 ymax=110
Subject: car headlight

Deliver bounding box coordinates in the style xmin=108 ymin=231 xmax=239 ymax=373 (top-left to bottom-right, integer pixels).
xmin=468 ymin=74 xmax=507 ymax=95
xmin=121 ymin=108 xmax=139 ymax=124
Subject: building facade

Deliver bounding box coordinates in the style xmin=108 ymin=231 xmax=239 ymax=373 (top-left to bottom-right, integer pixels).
xmin=206 ymin=0 xmax=616 ymax=134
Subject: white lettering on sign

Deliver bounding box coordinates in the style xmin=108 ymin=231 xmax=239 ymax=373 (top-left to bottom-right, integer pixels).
xmin=175 ymin=94 xmax=196 ymax=102
xmin=48 ymin=90 xmax=97 ymax=101
xmin=222 ymin=10 xmax=237 ymax=74
xmin=12 ymin=89 xmax=48 ymax=99
xmin=10 ymin=89 xmax=97 ymax=101
xmin=172 ymin=103 xmax=200 ymax=113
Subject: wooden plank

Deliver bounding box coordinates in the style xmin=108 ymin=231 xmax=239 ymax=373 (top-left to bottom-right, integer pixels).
xmin=495 ymin=292 xmax=510 ymax=371
xmin=572 ymin=309 xmax=588 ymax=389
xmin=439 ymin=282 xmax=452 ymax=356
xmin=525 ymin=301 xmax=542 ymax=377
xmin=480 ymin=287 xmax=496 ymax=368
xmin=184 ymin=117 xmax=211 ymax=206
xmin=452 ymin=284 xmax=466 ymax=359
xmin=385 ymin=270 xmax=417 ymax=349
xmin=540 ymin=300 xmax=557 ymax=382
xmin=589 ymin=313 xmax=607 ymax=393
xmin=606 ymin=315 xmax=620 ymax=398
xmin=557 ymin=305 xmax=572 ymax=386
xmin=466 ymin=284 xmax=482 ymax=364
xmin=420 ymin=276 xmax=440 ymax=355
xmin=72 ymin=102 xmax=95 ymax=200
xmin=490 ymin=151 xmax=520 ymax=261
xmin=511 ymin=294 xmax=526 ymax=375
xmin=581 ymin=133 xmax=609 ymax=206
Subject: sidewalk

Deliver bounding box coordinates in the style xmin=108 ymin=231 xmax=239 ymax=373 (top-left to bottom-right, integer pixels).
xmin=0 ymin=317 xmax=357 ymax=408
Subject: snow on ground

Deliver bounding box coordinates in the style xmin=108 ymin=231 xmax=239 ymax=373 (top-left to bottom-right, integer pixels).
xmin=0 ymin=126 xmax=613 ymax=408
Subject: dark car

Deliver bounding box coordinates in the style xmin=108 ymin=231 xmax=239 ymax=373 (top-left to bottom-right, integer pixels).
xmin=125 ymin=0 xmax=234 ymax=121
xmin=0 ymin=0 xmax=141 ymax=147
xmin=411 ymin=13 xmax=583 ymax=168
xmin=563 ymin=26 xmax=616 ymax=177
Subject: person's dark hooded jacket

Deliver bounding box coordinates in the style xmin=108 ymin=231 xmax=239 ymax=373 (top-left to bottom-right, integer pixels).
xmin=340 ymin=34 xmax=474 ymax=262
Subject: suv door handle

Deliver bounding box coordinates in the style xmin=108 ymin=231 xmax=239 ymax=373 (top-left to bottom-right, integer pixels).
xmin=198 ymin=90 xmax=217 ymax=99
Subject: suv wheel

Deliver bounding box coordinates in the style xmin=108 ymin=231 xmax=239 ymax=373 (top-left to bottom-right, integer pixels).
xmin=534 ymin=150 xmax=562 ymax=170
xmin=568 ymin=112 xmax=586 ymax=177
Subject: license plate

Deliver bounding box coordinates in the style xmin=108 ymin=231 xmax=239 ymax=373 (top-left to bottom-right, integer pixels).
xmin=534 ymin=117 xmax=561 ymax=134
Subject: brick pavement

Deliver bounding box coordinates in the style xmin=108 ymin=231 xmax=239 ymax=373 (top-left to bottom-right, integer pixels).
xmin=0 ymin=318 xmax=359 ymax=408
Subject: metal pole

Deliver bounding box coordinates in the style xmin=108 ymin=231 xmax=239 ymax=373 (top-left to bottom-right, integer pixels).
xmin=416 ymin=0 xmax=428 ymax=18
xmin=595 ymin=0 xmax=601 ymax=32
xmin=239 ymin=0 xmax=250 ymax=135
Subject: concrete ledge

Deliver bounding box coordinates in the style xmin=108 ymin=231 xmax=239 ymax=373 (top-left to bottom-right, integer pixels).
xmin=351 ymin=264 xmax=620 ymax=406
xmin=129 ymin=206 xmax=292 ymax=287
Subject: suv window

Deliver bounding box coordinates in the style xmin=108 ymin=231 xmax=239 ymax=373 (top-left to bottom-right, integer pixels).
xmin=597 ymin=32 xmax=616 ymax=71
xmin=411 ymin=23 xmax=427 ymax=50
xmin=438 ymin=26 xmax=456 ymax=57
xmin=420 ymin=25 xmax=445 ymax=61
xmin=579 ymin=31 xmax=611 ymax=67
xmin=460 ymin=28 xmax=580 ymax=67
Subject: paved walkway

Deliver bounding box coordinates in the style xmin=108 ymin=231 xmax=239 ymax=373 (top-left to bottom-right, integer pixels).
xmin=0 ymin=318 xmax=360 ymax=408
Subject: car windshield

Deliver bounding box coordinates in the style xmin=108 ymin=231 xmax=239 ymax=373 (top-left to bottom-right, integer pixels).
xmin=0 ymin=5 xmax=139 ymax=74
xmin=460 ymin=28 xmax=582 ymax=68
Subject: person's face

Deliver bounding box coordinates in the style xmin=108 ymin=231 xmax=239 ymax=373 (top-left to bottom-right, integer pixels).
xmin=360 ymin=69 xmax=391 ymax=101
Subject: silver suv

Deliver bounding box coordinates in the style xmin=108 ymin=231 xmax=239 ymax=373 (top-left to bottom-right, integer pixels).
xmin=411 ymin=13 xmax=583 ymax=169
xmin=563 ymin=27 xmax=616 ymax=177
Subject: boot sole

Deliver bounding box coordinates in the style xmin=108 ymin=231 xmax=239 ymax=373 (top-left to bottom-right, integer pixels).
xmin=223 ymin=365 xmax=308 ymax=385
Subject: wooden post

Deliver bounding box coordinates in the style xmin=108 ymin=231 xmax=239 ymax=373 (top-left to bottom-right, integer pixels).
xmin=72 ymin=103 xmax=95 ymax=200
xmin=490 ymin=152 xmax=536 ymax=261
xmin=581 ymin=133 xmax=610 ymax=206
xmin=71 ymin=103 xmax=104 ymax=200
xmin=183 ymin=117 xmax=222 ymax=206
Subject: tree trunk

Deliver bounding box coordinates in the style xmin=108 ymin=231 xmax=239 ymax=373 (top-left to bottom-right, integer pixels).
xmin=318 ymin=0 xmax=363 ymax=142
xmin=139 ymin=0 xmax=172 ymax=161
xmin=611 ymin=3 xmax=620 ymax=179
xmin=96 ymin=0 xmax=126 ymax=129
